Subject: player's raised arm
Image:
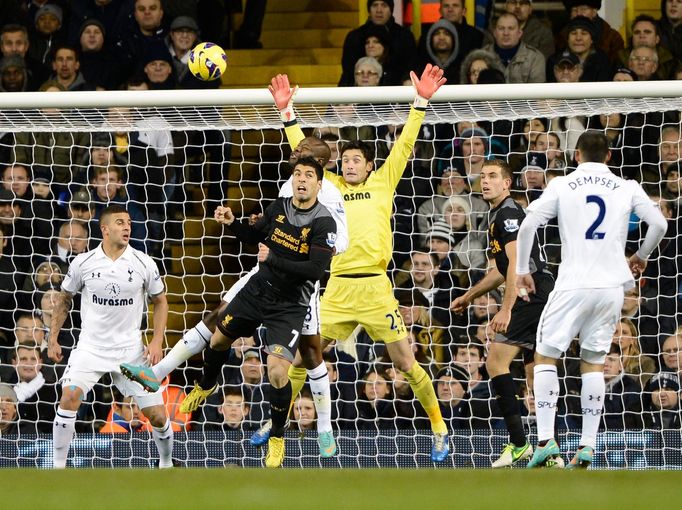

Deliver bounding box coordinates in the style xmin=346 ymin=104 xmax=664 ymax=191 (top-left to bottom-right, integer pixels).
xmin=269 ymin=73 xmax=305 ymax=149
xmin=47 ymin=291 xmax=73 ymax=363
xmin=381 ymin=64 xmax=446 ymax=189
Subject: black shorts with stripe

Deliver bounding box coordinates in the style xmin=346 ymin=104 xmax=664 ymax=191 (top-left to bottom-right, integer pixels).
xmin=494 ymin=272 xmax=554 ymax=364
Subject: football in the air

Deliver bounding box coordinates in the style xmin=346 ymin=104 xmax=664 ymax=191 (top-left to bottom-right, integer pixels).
xmin=188 ymin=42 xmax=227 ymax=81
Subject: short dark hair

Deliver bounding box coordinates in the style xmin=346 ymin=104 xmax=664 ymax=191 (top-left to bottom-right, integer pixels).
xmin=51 ymin=43 xmax=79 ymax=62
xmin=411 ymin=248 xmax=439 ymax=267
xmin=100 ymin=204 xmax=129 ymax=225
xmin=482 ymin=158 xmax=513 ymax=180
xmin=294 ymin=156 xmax=324 ymax=180
xmin=631 ymin=14 xmax=658 ymax=35
xmin=456 ymin=339 xmax=485 ymax=359
xmin=1 ymin=23 xmax=28 ymax=38
xmin=575 ymin=130 xmax=610 ymax=163
xmin=340 ymin=140 xmax=375 ymax=163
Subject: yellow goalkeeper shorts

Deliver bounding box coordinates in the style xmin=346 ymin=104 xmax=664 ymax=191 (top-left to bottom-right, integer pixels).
xmin=320 ymin=274 xmax=407 ymax=343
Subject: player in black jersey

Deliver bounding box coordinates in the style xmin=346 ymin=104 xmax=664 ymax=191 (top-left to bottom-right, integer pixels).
xmin=180 ymin=157 xmax=336 ymax=468
xmin=451 ymin=159 xmax=555 ymax=468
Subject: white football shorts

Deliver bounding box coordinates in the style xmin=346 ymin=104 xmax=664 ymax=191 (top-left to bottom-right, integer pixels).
xmin=61 ymin=343 xmax=163 ymax=409
xmin=535 ymin=287 xmax=624 ymax=359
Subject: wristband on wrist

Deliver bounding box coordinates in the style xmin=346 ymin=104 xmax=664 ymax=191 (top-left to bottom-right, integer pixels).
xmin=413 ymin=95 xmax=429 ymax=109
xmin=279 ymin=105 xmax=296 ymax=123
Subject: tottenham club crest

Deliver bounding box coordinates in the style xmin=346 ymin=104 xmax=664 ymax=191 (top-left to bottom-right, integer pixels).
xmin=503 ymin=218 xmax=519 ymax=232
xmin=105 ymin=282 xmax=121 ymax=297
xmin=326 ymin=232 xmax=337 ymax=248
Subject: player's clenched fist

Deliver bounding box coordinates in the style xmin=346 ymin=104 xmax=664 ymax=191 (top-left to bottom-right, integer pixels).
xmin=214 ymin=205 xmax=235 ymax=225
xmin=257 ymin=242 xmax=270 ymax=263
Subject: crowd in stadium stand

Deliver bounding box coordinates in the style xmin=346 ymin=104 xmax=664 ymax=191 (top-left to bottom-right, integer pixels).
xmin=2 ymin=0 xmax=682 ymax=437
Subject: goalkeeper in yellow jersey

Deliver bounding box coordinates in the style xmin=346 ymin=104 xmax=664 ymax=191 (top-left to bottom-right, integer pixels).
xmin=262 ymin=65 xmax=450 ymax=462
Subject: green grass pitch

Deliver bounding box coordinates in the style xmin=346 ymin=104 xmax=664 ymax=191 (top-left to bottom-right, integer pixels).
xmin=2 ymin=469 xmax=681 ymax=510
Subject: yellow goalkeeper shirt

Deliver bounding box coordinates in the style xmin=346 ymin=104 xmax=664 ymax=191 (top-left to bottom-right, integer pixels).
xmin=285 ymin=106 xmax=425 ymax=276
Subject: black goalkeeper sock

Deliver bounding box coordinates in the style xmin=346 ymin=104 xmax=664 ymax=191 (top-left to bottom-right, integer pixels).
xmin=269 ymin=381 xmax=292 ymax=438
xmin=491 ymin=373 xmax=527 ymax=447
xmin=199 ymin=346 xmax=230 ymax=389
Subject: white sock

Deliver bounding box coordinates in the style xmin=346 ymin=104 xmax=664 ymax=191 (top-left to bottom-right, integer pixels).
xmin=579 ymin=371 xmax=605 ymax=449
xmin=52 ymin=407 xmax=77 ymax=469
xmin=153 ymin=322 xmax=212 ymax=379
xmin=534 ymin=364 xmax=559 ymax=443
xmin=152 ymin=419 xmax=174 ymax=468
xmin=307 ymin=362 xmax=332 ymax=433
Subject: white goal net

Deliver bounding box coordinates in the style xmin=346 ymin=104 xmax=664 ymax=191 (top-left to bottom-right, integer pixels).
xmin=1 ymin=82 xmax=681 ymax=468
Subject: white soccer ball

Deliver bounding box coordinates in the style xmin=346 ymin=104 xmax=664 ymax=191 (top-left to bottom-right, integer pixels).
xmin=188 ymin=42 xmax=228 ymax=81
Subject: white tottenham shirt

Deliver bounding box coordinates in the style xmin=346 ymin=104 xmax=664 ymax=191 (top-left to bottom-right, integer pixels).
xmin=516 ymin=162 xmax=667 ymax=291
xmin=62 ymin=243 xmax=165 ymax=350
xmin=280 ymin=176 xmax=349 ymax=254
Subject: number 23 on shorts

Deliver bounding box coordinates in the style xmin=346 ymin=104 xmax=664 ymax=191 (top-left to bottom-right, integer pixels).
xmin=385 ymin=308 xmax=406 ymax=334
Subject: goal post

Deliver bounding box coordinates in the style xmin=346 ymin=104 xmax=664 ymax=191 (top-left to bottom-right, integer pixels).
xmin=0 ymin=81 xmax=681 ymax=469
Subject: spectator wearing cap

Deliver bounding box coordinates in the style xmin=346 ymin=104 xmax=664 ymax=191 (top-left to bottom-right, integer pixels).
xmin=482 ymin=12 xmax=546 ymax=84
xmin=643 ymin=372 xmax=682 ymax=429
xmin=1 ymin=23 xmax=50 ymax=91
xmin=22 ymin=260 xmax=63 ymax=296
xmin=78 ymin=18 xmax=125 ymax=90
xmin=504 ymin=0 xmax=555 ymax=59
xmin=49 ymin=44 xmax=95 ymax=91
xmin=559 ymin=15 xmax=611 ymax=82
xmin=602 ymin=343 xmax=643 ymax=429
xmin=617 ymin=15 xmax=675 ymax=81
xmin=549 ymin=50 xmax=583 ymax=83
xmin=340 ymin=1 xmax=417 ymax=92
xmin=68 ymin=0 xmax=128 ymax=47
xmin=114 ymin=0 xmax=168 ymax=81
xmin=612 ymin=67 xmax=638 ymax=82
xmin=29 ymin=3 xmax=66 ymax=67
xmin=434 ymin=364 xmax=470 ymax=429
xmin=557 ymin=1 xmax=624 ymax=64
xmin=167 ymin=15 xmax=212 ymax=89
xmin=657 ymin=0 xmax=682 ymax=62
xmin=0 ymin=54 xmax=28 ymax=91
xmin=66 ymin=187 xmax=95 ymax=224
xmin=140 ymin=42 xmax=176 ymax=89
xmin=414 ymin=18 xmax=461 ymax=85
xmin=416 ymin=166 xmax=488 ymax=247
xmin=518 ymin=151 xmax=547 ymax=200
xmin=439 ymin=126 xmax=490 ymax=193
